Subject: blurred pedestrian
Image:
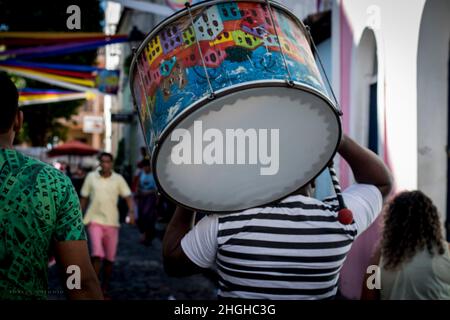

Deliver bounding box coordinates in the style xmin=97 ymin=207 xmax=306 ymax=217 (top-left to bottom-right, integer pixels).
xmin=80 ymin=152 xmax=135 ymax=297
xmin=135 ymin=159 xmax=158 ymax=246
xmin=71 ymin=166 xmax=87 ymax=197
xmin=131 ymin=146 xmax=149 ymax=192
xmin=65 ymin=163 xmax=72 ymax=179
xmin=0 ymin=74 xmax=102 ymax=300
xmin=362 ymin=190 xmax=450 ymax=300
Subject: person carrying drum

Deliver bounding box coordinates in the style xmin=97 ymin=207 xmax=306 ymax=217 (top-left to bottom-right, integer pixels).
xmin=162 ymin=134 xmax=392 ymax=299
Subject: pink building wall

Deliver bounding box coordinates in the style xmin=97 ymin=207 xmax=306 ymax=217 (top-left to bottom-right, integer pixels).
xmin=336 ymin=1 xmax=385 ymax=299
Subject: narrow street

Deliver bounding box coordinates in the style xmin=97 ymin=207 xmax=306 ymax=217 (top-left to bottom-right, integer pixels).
xmin=48 ymin=223 xmax=217 ymax=300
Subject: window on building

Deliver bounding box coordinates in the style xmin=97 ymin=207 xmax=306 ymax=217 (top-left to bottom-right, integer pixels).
xmin=368 ymin=50 xmax=379 ymax=154
xmin=368 ymin=82 xmax=378 ymax=154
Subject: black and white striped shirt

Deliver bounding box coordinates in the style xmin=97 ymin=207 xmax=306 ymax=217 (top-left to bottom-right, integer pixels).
xmin=181 ymin=184 xmax=382 ymax=299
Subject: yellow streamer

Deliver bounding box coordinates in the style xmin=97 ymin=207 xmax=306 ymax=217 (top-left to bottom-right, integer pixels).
xmin=1 ymin=66 xmax=95 ymax=87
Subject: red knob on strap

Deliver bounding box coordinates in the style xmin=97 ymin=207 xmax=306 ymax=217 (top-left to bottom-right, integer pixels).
xmin=338 ymin=208 xmax=353 ymax=225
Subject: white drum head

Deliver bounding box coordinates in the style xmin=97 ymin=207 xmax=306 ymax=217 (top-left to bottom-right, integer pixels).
xmin=155 ymin=86 xmax=340 ymax=212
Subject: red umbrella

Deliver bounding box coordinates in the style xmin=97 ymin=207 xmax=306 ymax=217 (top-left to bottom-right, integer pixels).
xmin=47 ymin=140 xmax=99 ymax=157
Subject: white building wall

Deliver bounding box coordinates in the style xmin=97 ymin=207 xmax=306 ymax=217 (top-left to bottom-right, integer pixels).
xmin=341 ymin=0 xmax=450 ymax=219
xmin=341 ymin=0 xmax=426 ymax=193
xmin=417 ymin=0 xmax=450 ymax=221
xmin=104 ymin=1 xmax=123 ymax=154
xmin=349 ymin=28 xmax=377 ymax=153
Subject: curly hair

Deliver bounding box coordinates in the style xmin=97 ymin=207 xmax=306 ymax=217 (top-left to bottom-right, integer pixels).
xmin=381 ymin=190 xmax=445 ymax=270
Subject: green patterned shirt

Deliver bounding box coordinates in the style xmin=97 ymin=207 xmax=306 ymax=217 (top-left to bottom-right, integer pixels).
xmin=0 ymin=148 xmax=86 ymax=300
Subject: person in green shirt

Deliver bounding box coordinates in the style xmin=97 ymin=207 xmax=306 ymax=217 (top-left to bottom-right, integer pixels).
xmin=0 ymin=73 xmax=103 ymax=300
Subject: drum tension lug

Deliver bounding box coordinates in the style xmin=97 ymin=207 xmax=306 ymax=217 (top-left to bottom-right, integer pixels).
xmin=184 ymin=2 xmax=191 ymax=8
xmin=305 ymin=25 xmax=311 ymax=34
xmin=287 ymin=80 xmax=295 ymax=87
xmin=208 ymin=93 xmax=215 ymax=100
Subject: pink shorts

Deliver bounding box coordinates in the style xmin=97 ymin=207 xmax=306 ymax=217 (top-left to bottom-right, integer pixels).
xmin=87 ymin=222 xmax=119 ymax=262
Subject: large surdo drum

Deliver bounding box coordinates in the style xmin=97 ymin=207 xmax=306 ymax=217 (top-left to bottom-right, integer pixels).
xmin=130 ymin=0 xmax=342 ymax=212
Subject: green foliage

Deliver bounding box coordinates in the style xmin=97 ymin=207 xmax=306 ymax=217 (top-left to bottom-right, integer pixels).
xmin=19 ymin=100 xmax=83 ymax=146
xmin=0 ymin=0 xmax=104 ymax=146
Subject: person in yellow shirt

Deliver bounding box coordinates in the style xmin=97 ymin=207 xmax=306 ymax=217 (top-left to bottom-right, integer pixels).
xmin=80 ymin=152 xmax=135 ymax=297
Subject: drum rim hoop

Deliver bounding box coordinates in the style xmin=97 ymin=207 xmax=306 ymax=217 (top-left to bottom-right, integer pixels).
xmin=129 ymin=0 xmax=311 ymax=92
xmin=150 ymin=80 xmax=343 ymax=213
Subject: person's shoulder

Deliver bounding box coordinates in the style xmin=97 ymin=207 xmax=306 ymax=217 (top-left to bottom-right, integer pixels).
xmin=112 ymin=171 xmax=122 ymax=177
xmin=38 ymin=162 xmax=72 ymax=184
xmin=280 ymin=194 xmax=334 ymax=207
xmin=194 ymin=213 xmax=219 ymax=230
xmin=85 ymin=171 xmax=97 ymax=179
xmin=17 ymin=152 xmax=65 ymax=179
xmin=20 ymin=156 xmax=75 ymax=195
xmin=3 ymin=149 xmax=47 ymax=169
xmin=342 ymin=184 xmax=383 ymax=222
xmin=112 ymin=171 xmax=127 ymax=181
xmin=343 ymin=183 xmax=382 ymax=199
xmin=321 ymin=196 xmax=340 ymax=209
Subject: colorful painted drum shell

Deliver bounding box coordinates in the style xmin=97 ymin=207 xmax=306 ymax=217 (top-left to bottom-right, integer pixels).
xmin=130 ymin=0 xmax=330 ymax=152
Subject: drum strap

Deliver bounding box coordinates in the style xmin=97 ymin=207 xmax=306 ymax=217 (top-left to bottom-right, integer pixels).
xmin=328 ymin=163 xmax=354 ymax=225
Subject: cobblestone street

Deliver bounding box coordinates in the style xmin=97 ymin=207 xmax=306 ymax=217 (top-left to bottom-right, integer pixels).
xmin=48 ymin=223 xmax=217 ymax=300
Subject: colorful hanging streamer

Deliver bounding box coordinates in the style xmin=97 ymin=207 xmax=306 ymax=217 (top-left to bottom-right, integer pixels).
xmin=18 ymin=88 xmax=95 ymax=106
xmin=0 ymin=32 xmax=127 ymax=94
xmin=0 ymin=61 xmax=96 ymax=79
xmin=0 ymin=32 xmax=127 ymax=46
xmin=0 ymin=60 xmax=103 ymax=72
xmin=0 ymin=37 xmax=129 ymax=59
